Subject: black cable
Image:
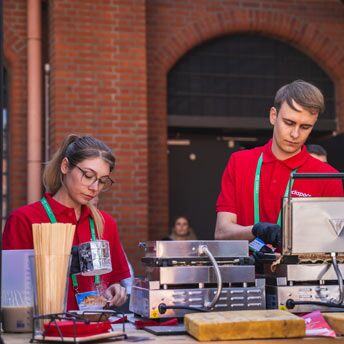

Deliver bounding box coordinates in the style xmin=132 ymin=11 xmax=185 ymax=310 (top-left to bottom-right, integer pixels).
xmin=158 ymin=303 xmax=208 ymax=314
xmin=291 ymin=173 xmax=344 ymax=179
xmin=286 ymin=299 xmax=344 ymax=310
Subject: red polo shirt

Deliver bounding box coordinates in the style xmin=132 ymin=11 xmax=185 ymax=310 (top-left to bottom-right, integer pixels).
xmin=216 ymin=140 xmax=343 ymax=226
xmin=3 ymin=193 xmax=130 ymax=310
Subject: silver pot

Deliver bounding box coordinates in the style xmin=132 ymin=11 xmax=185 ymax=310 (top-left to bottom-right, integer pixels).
xmin=78 ymin=240 xmax=112 ymax=276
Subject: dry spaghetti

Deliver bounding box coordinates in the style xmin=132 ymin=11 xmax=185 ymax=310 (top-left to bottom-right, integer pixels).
xmin=32 ymin=223 xmax=75 ymax=316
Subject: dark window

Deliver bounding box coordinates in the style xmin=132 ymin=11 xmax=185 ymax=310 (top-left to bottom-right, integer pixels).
xmin=168 ymin=34 xmax=335 ymax=132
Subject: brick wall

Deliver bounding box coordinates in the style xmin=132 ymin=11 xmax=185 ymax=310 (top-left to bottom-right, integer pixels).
xmin=146 ymin=0 xmax=344 ymax=241
xmin=48 ymin=0 xmax=148 ymax=271
xmin=4 ymin=0 xmax=344 ymax=272
xmin=4 ymin=0 xmax=28 ymax=210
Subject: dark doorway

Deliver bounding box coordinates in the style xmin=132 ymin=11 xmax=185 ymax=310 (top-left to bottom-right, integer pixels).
xmin=168 ymin=134 xmax=233 ymax=239
xmin=168 ymin=133 xmax=271 ymax=239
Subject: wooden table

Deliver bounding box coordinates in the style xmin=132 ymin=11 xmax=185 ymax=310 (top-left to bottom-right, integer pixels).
xmin=3 ymin=323 xmax=344 ymax=344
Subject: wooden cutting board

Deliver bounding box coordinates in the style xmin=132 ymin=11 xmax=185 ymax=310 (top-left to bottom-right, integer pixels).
xmin=184 ymin=310 xmax=305 ymax=341
xmin=322 ymin=313 xmax=344 ymax=335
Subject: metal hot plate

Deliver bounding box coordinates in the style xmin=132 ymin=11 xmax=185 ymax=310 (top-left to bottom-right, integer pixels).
xmin=141 ymin=256 xmax=255 ymax=267
xmin=140 ymin=240 xmax=249 ymax=259
xmin=145 ymin=265 xmax=255 ymax=285
xmin=131 ymin=240 xmax=264 ymax=318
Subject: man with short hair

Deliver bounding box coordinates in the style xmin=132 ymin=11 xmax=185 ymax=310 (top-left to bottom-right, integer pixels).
xmin=215 ymin=80 xmax=343 ymax=247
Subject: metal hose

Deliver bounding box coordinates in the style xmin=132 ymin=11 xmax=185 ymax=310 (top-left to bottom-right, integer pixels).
xmin=330 ymin=252 xmax=344 ymax=305
xmin=286 ymin=252 xmax=344 ymax=310
xmin=198 ymin=245 xmax=222 ymax=310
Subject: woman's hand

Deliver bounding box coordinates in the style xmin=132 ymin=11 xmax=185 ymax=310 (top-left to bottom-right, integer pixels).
xmin=104 ymin=283 xmax=127 ymax=307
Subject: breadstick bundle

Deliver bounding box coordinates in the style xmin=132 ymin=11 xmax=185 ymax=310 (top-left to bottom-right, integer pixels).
xmin=32 ymin=223 xmax=75 ymax=316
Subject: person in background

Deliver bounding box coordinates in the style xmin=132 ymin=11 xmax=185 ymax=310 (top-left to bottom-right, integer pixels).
xmin=215 ymin=80 xmax=343 ymax=248
xmin=164 ymin=216 xmax=197 ymax=241
xmin=3 ymin=134 xmax=130 ymax=311
xmin=307 ymin=144 xmax=328 ymax=163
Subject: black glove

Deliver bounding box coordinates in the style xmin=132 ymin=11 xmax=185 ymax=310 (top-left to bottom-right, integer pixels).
xmin=252 ymin=222 xmax=281 ymax=247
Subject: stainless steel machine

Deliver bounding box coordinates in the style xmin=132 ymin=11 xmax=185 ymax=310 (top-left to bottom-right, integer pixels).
xmin=265 ymin=173 xmax=344 ymax=313
xmin=129 ymin=240 xmax=265 ymax=318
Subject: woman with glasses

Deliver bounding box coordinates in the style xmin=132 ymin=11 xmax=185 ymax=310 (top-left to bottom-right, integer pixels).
xmin=3 ymin=134 xmax=130 ymax=311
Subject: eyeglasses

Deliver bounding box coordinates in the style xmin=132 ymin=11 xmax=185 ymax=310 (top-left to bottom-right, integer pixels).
xmin=70 ymin=162 xmax=114 ymax=192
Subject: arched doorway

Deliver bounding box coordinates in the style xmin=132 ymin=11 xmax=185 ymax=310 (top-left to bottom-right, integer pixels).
xmin=168 ymin=33 xmax=335 ymax=239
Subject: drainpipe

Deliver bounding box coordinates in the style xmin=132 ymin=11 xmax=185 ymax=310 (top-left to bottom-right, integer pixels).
xmin=44 ymin=63 xmax=50 ymax=163
xmin=27 ymin=0 xmax=42 ymax=203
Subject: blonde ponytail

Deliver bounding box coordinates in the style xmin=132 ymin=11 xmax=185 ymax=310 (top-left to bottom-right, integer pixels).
xmin=88 ymin=203 xmax=105 ymax=238
xmin=43 ymin=134 xmax=80 ymax=194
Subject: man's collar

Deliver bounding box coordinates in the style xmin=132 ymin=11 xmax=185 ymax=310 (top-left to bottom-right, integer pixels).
xmin=263 ymin=139 xmax=309 ymax=169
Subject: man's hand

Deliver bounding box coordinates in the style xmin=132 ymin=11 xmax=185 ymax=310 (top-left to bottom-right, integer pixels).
xmin=251 ymin=222 xmax=281 ymax=247
xmin=104 ymin=283 xmax=127 ymax=307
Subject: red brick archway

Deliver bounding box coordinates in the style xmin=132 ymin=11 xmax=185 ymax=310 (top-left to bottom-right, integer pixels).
xmin=147 ymin=7 xmax=344 ymax=240
xmin=154 ymin=9 xmax=344 ymax=80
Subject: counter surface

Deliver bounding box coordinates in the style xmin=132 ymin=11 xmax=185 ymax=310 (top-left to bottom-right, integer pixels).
xmin=3 ymin=322 xmax=344 ymax=344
